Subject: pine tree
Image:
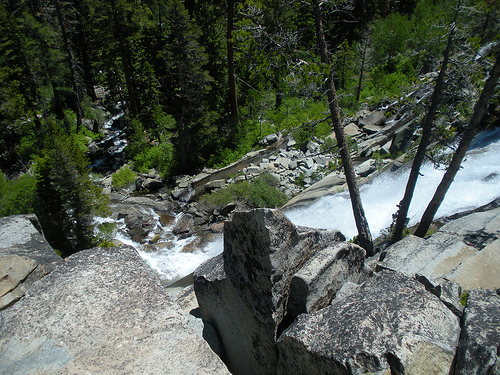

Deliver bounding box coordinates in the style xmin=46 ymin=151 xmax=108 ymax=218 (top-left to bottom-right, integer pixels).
xmin=35 ymin=125 xmax=109 ymax=256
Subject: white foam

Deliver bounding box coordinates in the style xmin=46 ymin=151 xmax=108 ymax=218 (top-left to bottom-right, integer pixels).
xmin=285 ymin=129 xmax=500 ymax=239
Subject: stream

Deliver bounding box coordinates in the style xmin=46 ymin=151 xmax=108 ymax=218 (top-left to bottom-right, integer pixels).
xmin=94 ymin=123 xmax=500 ymax=285
xmin=285 ymin=127 xmax=500 ymax=239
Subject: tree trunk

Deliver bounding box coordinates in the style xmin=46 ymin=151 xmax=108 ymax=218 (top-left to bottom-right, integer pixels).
xmin=391 ymin=3 xmax=459 ymax=243
xmin=74 ymin=0 xmax=97 ymax=102
xmin=414 ymin=50 xmax=500 ymax=237
xmin=110 ymin=0 xmax=139 ymax=117
xmin=227 ymin=0 xmax=239 ymax=120
xmin=356 ymin=37 xmax=367 ymax=102
xmin=55 ymin=0 xmax=83 ymax=133
xmin=312 ymin=0 xmax=373 ymax=254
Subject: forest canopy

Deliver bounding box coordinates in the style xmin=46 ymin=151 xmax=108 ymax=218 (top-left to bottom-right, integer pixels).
xmin=0 ymin=0 xmax=498 ymax=253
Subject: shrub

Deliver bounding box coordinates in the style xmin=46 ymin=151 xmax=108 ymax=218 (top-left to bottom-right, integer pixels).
xmin=95 ymin=222 xmax=117 ymax=247
xmin=0 ymin=170 xmax=37 ymax=217
xmin=132 ymin=142 xmax=176 ymax=177
xmin=112 ymin=165 xmax=137 ymax=189
xmin=247 ymin=173 xmax=288 ymax=208
xmin=199 ymin=173 xmax=287 ymax=209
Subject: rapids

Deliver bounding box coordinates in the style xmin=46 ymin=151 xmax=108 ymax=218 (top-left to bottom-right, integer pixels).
xmin=108 ymin=128 xmax=500 ymax=283
xmin=285 ymin=128 xmax=500 ymax=239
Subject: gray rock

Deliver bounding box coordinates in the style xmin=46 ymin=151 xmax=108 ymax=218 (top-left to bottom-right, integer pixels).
xmin=377 ymin=208 xmax=500 ymax=290
xmin=358 ymin=110 xmax=386 ymax=128
xmin=277 ymin=270 xmax=460 ymax=375
xmin=355 ymin=159 xmax=377 ymax=177
xmin=415 ymin=274 xmax=464 ymax=317
xmin=205 ymin=179 xmax=226 ymax=190
xmin=275 ymin=156 xmax=291 ymax=169
xmin=0 ymin=215 xmax=62 ymax=310
xmin=123 ymin=196 xmax=175 ymax=212
xmin=172 ymin=213 xmax=195 ymax=234
xmin=390 ymin=123 xmax=414 ymax=155
xmin=455 ymin=289 xmax=500 ymax=375
xmin=172 ymin=186 xmax=192 ymax=200
xmin=194 ymin=209 xmax=345 ymax=375
xmin=313 ymin=155 xmax=329 ymax=167
xmin=287 ymin=137 xmax=297 ymax=149
xmin=301 ymin=141 xmax=320 ymax=154
xmin=259 ymin=133 xmax=280 ymax=146
xmin=142 ymin=177 xmax=163 ymax=190
xmin=0 ymin=246 xmax=229 ymax=374
xmin=344 ymin=123 xmax=360 ymax=136
xmin=363 ymin=124 xmax=384 ymax=135
xmin=287 ymin=242 xmax=366 ymax=318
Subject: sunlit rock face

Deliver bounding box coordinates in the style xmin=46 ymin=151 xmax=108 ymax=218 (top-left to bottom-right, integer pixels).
xmin=0 ymin=245 xmax=229 ymax=374
xmin=0 ymin=214 xmax=62 ymax=311
xmin=277 ymin=270 xmax=460 ymax=375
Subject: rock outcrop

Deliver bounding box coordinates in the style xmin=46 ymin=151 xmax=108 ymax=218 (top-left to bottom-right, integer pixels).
xmin=194 ymin=208 xmax=348 ymax=374
xmin=0 ymin=245 xmax=229 ymax=374
xmin=456 ymin=288 xmax=500 ymax=374
xmin=0 ymin=215 xmax=62 ymax=310
xmin=278 ymin=270 xmax=460 ymax=375
xmin=194 ymin=205 xmax=500 ymax=375
xmin=377 ymin=206 xmax=500 ymax=290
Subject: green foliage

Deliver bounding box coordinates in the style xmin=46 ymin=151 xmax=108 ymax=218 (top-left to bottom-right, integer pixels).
xmin=199 ymin=173 xmax=287 ymax=209
xmin=247 ymin=173 xmax=287 ymax=208
xmin=0 ymin=170 xmax=37 ymax=217
xmin=35 ymin=129 xmax=110 ymax=257
xmin=460 ymin=291 xmax=468 ymax=306
xmin=95 ymin=222 xmax=117 ymax=247
xmin=112 ymin=165 xmax=137 ymax=189
xmin=132 ymin=142 xmax=176 ymax=177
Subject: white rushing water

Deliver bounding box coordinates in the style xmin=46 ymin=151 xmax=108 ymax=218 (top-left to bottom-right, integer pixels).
xmin=285 ymin=128 xmax=500 ymax=240
xmin=100 ymin=128 xmax=499 ymax=283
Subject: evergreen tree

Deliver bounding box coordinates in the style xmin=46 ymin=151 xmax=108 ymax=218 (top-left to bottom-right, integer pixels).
xmin=35 ymin=125 xmax=109 ymax=256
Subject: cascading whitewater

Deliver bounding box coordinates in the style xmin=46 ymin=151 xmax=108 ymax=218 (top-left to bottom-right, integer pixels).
xmin=95 ymin=128 xmax=500 ymax=284
xmin=285 ymin=128 xmax=500 ymax=240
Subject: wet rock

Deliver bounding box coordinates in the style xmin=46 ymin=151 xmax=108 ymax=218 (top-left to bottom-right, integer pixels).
xmin=277 ymin=270 xmax=460 ymax=375
xmin=172 ymin=214 xmax=195 ymax=235
xmin=220 ymin=202 xmax=238 ymax=217
xmin=143 ymin=177 xmax=163 ymax=190
xmin=210 ymin=222 xmax=225 ymax=233
xmin=159 ymin=213 xmax=176 ymax=226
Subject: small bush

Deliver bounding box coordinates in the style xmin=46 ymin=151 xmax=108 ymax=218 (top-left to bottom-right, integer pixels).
xmin=0 ymin=171 xmax=37 ymax=217
xmin=132 ymin=142 xmax=176 ymax=177
xmin=112 ymin=165 xmax=137 ymax=189
xmin=248 ymin=173 xmax=288 ymax=208
xmin=95 ymin=222 xmax=117 ymax=247
xmin=199 ymin=173 xmax=287 ymax=209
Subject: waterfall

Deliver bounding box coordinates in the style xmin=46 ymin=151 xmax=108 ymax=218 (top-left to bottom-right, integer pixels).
xmin=285 ymin=128 xmax=500 ymax=240
xmin=102 ymin=128 xmax=499 ymax=284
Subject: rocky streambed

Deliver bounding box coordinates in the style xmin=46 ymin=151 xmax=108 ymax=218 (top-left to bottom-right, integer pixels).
xmin=93 ymin=91 xmax=500 ymax=286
